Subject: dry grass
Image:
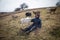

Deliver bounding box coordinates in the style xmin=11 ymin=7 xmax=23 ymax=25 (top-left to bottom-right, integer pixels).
xmin=0 ymin=7 xmax=60 ymax=40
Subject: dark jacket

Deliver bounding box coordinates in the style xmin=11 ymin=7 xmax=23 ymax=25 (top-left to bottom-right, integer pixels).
xmin=31 ymin=18 xmax=41 ymax=28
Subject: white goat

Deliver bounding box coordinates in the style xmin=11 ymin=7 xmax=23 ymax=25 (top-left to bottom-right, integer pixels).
xmin=20 ymin=17 xmax=32 ymax=26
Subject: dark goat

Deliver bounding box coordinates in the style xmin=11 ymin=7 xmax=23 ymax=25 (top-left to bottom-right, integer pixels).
xmin=47 ymin=7 xmax=57 ymax=14
xmin=25 ymin=12 xmax=31 ymax=17
xmin=50 ymin=8 xmax=57 ymax=13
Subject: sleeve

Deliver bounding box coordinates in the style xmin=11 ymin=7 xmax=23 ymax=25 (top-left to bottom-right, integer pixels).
xmin=31 ymin=19 xmax=34 ymax=22
xmin=39 ymin=19 xmax=42 ymax=28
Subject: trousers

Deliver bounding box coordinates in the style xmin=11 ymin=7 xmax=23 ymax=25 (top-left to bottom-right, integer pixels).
xmin=23 ymin=24 xmax=40 ymax=34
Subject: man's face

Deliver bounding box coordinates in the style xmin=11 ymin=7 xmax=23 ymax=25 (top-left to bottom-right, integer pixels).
xmin=35 ymin=15 xmax=39 ymax=18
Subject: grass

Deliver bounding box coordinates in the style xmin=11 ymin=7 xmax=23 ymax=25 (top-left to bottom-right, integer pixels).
xmin=0 ymin=7 xmax=60 ymax=40
xmin=49 ymin=26 xmax=60 ymax=38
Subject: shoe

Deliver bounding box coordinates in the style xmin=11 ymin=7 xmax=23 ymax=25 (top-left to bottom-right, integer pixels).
xmin=25 ymin=31 xmax=30 ymax=35
xmin=20 ymin=28 xmax=25 ymax=32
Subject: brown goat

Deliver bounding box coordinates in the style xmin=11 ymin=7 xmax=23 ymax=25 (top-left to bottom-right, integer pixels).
xmin=33 ymin=11 xmax=40 ymax=15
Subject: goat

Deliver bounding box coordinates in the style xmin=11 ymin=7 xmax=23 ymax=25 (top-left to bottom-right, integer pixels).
xmin=20 ymin=17 xmax=32 ymax=24
xmin=20 ymin=12 xmax=32 ymax=26
xmin=47 ymin=7 xmax=57 ymax=14
xmin=20 ymin=17 xmax=32 ymax=27
xmin=33 ymin=11 xmax=40 ymax=15
xmin=25 ymin=12 xmax=31 ymax=17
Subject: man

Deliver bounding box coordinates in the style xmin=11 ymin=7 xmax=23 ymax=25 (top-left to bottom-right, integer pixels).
xmin=21 ymin=12 xmax=41 ymax=35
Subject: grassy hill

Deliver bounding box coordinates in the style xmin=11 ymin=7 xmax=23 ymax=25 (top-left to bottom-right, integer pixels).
xmin=0 ymin=7 xmax=60 ymax=40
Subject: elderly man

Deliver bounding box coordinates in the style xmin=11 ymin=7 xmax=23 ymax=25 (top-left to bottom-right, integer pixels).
xmin=21 ymin=11 xmax=42 ymax=35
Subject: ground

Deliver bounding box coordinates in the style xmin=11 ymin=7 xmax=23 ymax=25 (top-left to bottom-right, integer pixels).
xmin=0 ymin=7 xmax=60 ymax=40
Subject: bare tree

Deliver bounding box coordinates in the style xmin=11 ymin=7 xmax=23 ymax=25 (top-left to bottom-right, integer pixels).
xmin=20 ymin=3 xmax=28 ymax=10
xmin=14 ymin=3 xmax=28 ymax=11
xmin=56 ymin=1 xmax=60 ymax=7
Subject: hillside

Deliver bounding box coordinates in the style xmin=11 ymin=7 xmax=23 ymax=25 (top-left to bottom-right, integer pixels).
xmin=0 ymin=7 xmax=60 ymax=40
